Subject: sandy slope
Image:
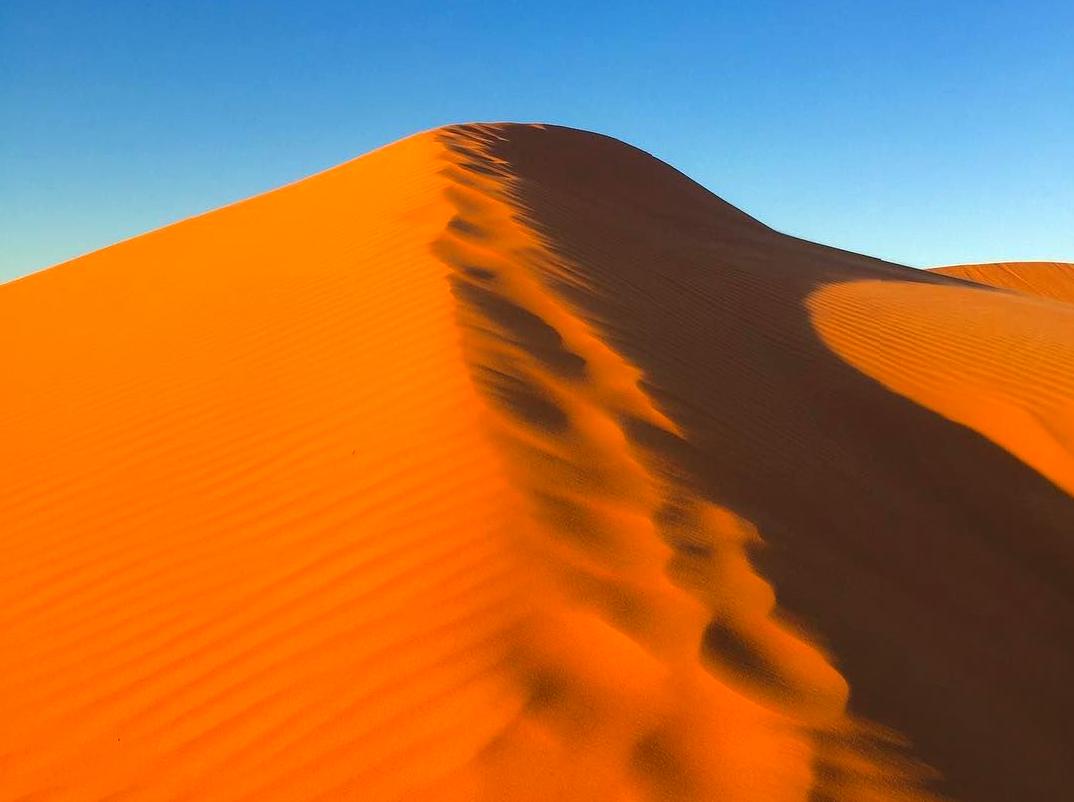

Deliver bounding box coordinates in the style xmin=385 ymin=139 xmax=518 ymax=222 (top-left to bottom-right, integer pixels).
xmin=931 ymin=262 xmax=1074 ymax=303
xmin=2 ymin=124 xmax=1072 ymax=801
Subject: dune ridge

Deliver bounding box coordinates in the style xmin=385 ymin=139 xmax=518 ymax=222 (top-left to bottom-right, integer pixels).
xmin=2 ymin=123 xmax=1073 ymax=801
xmin=931 ymin=262 xmax=1074 ymax=304
xmin=431 ymin=125 xmax=940 ymax=801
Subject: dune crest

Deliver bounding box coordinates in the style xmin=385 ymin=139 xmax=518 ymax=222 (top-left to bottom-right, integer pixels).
xmin=432 ymin=125 xmax=941 ymax=801
xmin=3 ymin=123 xmax=1073 ymax=801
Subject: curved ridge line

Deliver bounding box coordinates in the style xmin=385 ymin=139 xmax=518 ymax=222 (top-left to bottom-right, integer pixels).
xmin=432 ymin=126 xmax=944 ymax=801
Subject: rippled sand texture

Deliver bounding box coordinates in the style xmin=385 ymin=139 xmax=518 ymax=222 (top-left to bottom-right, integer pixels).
xmin=2 ymin=124 xmax=1072 ymax=801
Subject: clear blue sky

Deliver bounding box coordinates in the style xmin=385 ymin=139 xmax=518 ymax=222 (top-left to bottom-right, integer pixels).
xmin=3 ymin=1 xmax=1073 ymax=281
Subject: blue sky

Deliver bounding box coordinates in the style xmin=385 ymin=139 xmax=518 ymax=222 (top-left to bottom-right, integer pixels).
xmin=3 ymin=0 xmax=1073 ymax=281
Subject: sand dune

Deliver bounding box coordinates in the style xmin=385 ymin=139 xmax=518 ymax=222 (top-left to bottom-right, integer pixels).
xmin=931 ymin=262 xmax=1074 ymax=304
xmin=2 ymin=124 xmax=1072 ymax=801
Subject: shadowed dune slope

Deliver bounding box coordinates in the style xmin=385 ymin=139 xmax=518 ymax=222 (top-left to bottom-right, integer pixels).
xmin=931 ymin=262 xmax=1074 ymax=304
xmin=477 ymin=124 xmax=1074 ymax=802
xmin=1 ymin=123 xmax=1072 ymax=801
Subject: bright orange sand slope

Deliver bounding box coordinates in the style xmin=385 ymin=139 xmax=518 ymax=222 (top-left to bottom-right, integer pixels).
xmin=931 ymin=261 xmax=1074 ymax=304
xmin=2 ymin=125 xmax=1073 ymax=802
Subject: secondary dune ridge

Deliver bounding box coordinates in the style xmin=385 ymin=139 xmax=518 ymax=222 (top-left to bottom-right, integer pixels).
xmin=931 ymin=262 xmax=1074 ymax=304
xmin=2 ymin=124 xmax=1072 ymax=801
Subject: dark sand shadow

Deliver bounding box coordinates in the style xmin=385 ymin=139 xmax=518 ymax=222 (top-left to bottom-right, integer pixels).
xmin=469 ymin=123 xmax=1074 ymax=802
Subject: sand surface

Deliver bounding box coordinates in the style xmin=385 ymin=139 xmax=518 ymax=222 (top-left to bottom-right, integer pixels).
xmin=932 ymin=262 xmax=1074 ymax=304
xmin=2 ymin=124 xmax=1072 ymax=801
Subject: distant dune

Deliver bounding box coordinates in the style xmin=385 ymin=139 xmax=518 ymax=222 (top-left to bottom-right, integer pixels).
xmin=930 ymin=261 xmax=1074 ymax=304
xmin=2 ymin=124 xmax=1072 ymax=801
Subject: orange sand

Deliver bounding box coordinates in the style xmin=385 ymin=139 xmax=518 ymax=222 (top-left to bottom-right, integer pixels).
xmin=809 ymin=280 xmax=1074 ymax=498
xmin=931 ymin=262 xmax=1074 ymax=304
xmin=2 ymin=124 xmax=1072 ymax=801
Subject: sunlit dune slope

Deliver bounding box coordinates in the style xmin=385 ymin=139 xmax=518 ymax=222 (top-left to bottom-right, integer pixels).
xmin=930 ymin=261 xmax=1074 ymax=304
xmin=2 ymin=124 xmax=1073 ymax=802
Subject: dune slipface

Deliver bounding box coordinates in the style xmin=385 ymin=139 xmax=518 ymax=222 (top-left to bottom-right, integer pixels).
xmin=2 ymin=124 xmax=1072 ymax=801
